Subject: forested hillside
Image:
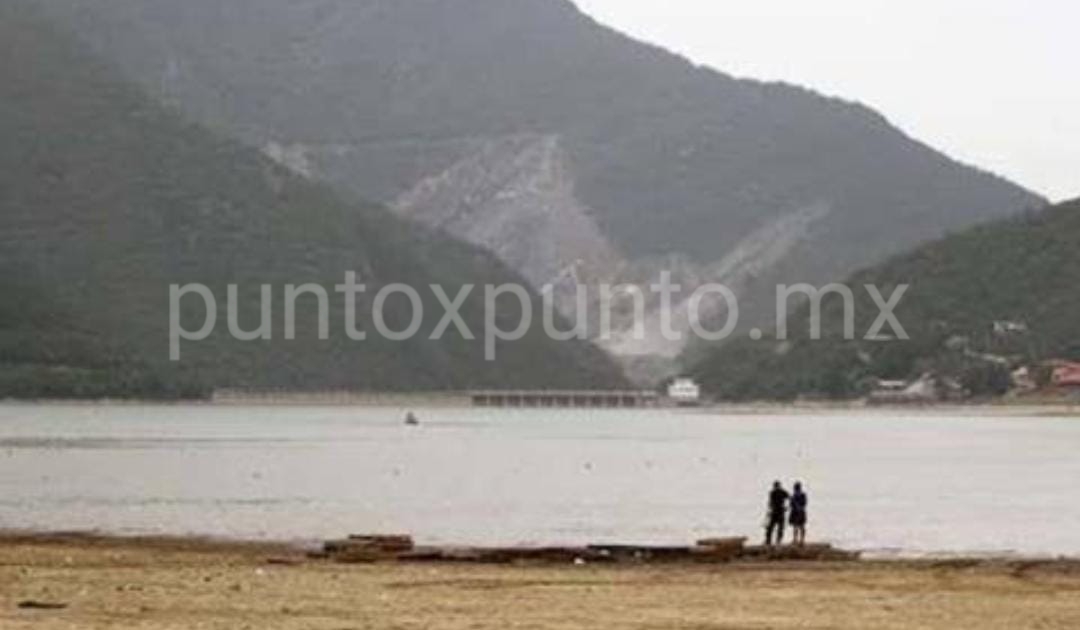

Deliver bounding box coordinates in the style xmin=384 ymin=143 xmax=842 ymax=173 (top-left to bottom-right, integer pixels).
xmin=0 ymin=2 xmax=625 ymax=398
xmin=691 ymin=199 xmax=1080 ymax=400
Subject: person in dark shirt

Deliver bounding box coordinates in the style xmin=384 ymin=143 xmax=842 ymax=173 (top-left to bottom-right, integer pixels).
xmin=764 ymin=481 xmax=790 ymax=546
xmin=789 ymin=482 xmax=809 ymax=546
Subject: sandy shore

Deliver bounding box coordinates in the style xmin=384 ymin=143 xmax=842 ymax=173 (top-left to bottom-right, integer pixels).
xmin=3 ymin=535 xmax=1080 ymax=629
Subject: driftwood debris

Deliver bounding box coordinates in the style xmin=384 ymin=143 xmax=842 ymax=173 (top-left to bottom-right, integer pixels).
xmin=320 ymin=534 xmax=859 ymax=566
xmin=323 ymin=535 xmax=416 ymax=563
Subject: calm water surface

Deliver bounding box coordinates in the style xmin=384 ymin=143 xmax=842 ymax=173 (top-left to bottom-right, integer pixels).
xmin=1 ymin=404 xmax=1077 ymax=556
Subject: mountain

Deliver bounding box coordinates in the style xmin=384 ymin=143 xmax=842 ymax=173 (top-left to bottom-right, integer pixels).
xmin=36 ymin=0 xmax=1042 ymax=381
xmin=0 ymin=1 xmax=626 ymax=399
xmin=689 ymin=198 xmax=1080 ymax=401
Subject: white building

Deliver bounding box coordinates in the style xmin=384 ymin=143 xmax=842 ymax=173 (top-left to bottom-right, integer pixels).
xmin=667 ymin=378 xmax=702 ymax=406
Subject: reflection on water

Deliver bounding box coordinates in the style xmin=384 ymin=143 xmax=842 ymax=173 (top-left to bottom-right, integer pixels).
xmin=0 ymin=404 xmax=1077 ymax=557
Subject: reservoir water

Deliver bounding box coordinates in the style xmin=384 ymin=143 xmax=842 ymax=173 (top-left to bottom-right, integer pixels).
xmin=1 ymin=404 xmax=1077 ymax=557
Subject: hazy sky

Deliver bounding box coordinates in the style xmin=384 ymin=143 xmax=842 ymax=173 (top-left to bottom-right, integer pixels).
xmin=575 ymin=0 xmax=1077 ymax=202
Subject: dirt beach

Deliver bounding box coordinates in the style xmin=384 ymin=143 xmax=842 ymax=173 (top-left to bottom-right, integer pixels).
xmin=3 ymin=534 xmax=1080 ymax=629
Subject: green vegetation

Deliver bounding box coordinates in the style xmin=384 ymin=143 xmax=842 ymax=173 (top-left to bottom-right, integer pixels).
xmin=0 ymin=2 xmax=625 ymax=399
xmin=690 ymin=199 xmax=1080 ymax=401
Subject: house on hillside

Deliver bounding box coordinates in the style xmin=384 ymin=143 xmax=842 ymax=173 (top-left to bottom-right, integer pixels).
xmin=667 ymin=378 xmax=702 ymax=407
xmin=1011 ymin=366 xmax=1039 ymax=393
xmin=1052 ymin=362 xmax=1080 ymax=390
xmin=993 ymin=320 xmax=1029 ymax=335
xmin=867 ymin=374 xmax=944 ymax=405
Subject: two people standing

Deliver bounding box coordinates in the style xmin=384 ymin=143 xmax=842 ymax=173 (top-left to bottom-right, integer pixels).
xmin=765 ymin=481 xmax=808 ymax=546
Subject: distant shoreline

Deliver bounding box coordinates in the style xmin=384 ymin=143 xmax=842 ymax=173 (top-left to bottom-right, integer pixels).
xmin=2 ymin=397 xmax=1076 ymax=417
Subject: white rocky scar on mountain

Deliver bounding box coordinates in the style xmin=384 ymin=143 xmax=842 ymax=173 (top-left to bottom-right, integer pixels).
xmin=392 ymin=134 xmax=831 ymax=382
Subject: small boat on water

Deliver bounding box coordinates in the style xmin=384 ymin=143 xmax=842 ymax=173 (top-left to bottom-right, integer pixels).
xmin=404 ymin=411 xmax=420 ymax=426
